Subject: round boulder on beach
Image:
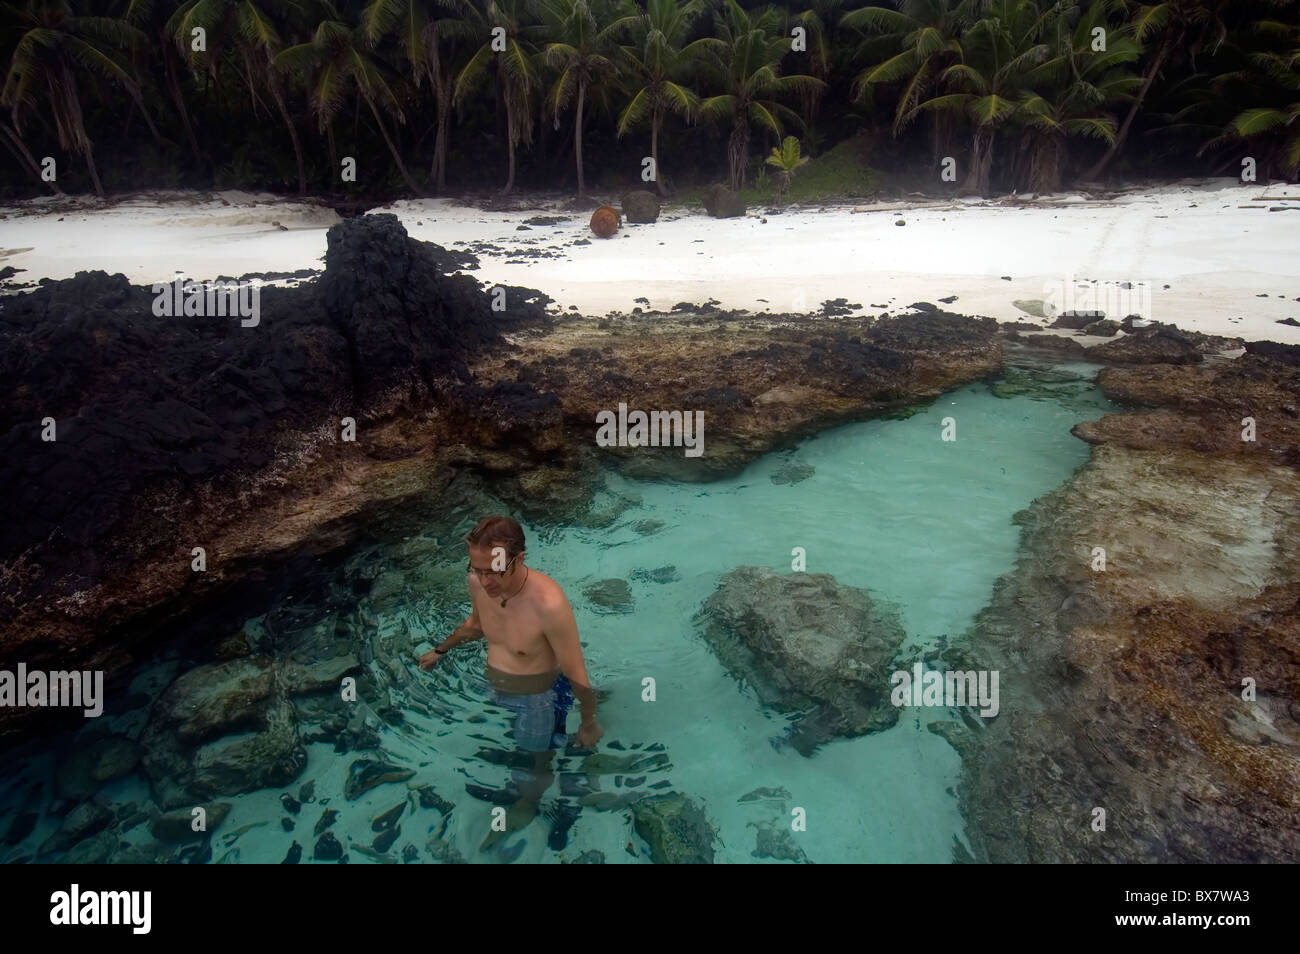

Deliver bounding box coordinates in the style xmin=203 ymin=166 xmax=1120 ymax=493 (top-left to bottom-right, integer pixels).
xmin=621 ymin=191 xmax=660 ymax=223
xmin=590 ymin=205 xmax=620 ymax=238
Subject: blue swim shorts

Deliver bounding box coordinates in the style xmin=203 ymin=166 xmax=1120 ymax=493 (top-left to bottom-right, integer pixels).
xmin=490 ymin=673 xmax=574 ymax=752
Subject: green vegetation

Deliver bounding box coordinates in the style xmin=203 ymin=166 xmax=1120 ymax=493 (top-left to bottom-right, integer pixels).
xmin=2 ymin=0 xmax=1297 ymax=199
xmin=766 ymin=133 xmax=809 ymax=199
xmin=745 ymin=130 xmax=876 ymax=203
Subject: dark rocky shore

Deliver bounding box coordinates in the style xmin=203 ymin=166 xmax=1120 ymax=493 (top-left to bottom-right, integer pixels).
xmin=937 ymin=339 xmax=1300 ymax=863
xmin=3 ymin=212 xmax=1297 ymax=863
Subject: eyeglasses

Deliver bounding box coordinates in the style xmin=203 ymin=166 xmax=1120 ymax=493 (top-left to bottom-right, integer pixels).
xmin=467 ymin=554 xmax=519 ymax=578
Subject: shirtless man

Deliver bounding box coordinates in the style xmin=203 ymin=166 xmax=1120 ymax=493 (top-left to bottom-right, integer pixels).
xmin=418 ymin=515 xmax=603 ymax=852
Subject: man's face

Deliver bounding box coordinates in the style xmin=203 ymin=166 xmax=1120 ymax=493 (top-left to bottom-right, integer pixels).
xmin=468 ymin=543 xmax=520 ymax=599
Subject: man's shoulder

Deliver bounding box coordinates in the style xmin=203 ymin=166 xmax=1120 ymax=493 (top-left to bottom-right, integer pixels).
xmin=530 ymin=570 xmax=570 ymax=608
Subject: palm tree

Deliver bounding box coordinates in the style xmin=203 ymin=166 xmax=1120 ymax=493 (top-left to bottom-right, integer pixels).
xmin=455 ymin=0 xmax=540 ymax=194
xmin=840 ymin=0 xmax=971 ymax=165
xmin=1082 ymin=0 xmax=1234 ymax=181
xmin=611 ymin=0 xmax=715 ymax=195
xmin=360 ymin=0 xmax=478 ymax=193
xmin=766 ymin=132 xmax=809 ymax=199
xmin=3 ymin=0 xmax=159 ymax=196
xmin=698 ymin=0 xmax=824 ymax=190
xmin=1014 ymin=0 xmax=1141 ymax=192
xmin=908 ymin=0 xmax=1052 ymax=195
xmin=277 ymin=11 xmax=423 ymax=194
xmin=1207 ymin=16 xmax=1300 ymax=179
xmin=166 ymin=0 xmax=308 ymax=193
xmin=788 ymin=0 xmax=850 ymax=151
xmin=537 ymin=0 xmax=624 ymax=196
xmin=125 ymin=0 xmax=202 ymax=165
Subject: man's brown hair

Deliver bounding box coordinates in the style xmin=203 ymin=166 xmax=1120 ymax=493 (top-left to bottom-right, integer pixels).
xmin=465 ymin=515 xmax=526 ymax=560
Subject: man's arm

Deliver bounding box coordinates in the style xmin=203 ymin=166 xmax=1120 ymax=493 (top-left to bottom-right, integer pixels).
xmin=438 ymin=578 xmax=486 ymax=651
xmin=418 ymin=581 xmax=485 ymax=668
xmin=540 ymin=593 xmax=598 ymax=727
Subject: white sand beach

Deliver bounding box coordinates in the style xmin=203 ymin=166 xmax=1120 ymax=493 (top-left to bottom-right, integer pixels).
xmin=2 ymin=178 xmax=1297 ymax=343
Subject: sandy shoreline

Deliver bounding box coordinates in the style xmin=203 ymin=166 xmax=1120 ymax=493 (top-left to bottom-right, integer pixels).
xmin=2 ymin=179 xmax=1297 ymax=343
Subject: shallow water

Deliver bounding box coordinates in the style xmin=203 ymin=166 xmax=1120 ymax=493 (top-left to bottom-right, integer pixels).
xmin=0 ymin=355 xmax=1115 ymax=864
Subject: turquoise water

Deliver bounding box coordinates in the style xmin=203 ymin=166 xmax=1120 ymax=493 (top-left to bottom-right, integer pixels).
xmin=0 ymin=356 xmax=1114 ymax=864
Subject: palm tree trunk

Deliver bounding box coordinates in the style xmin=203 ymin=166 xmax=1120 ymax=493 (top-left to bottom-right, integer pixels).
xmin=58 ymin=61 xmax=103 ymax=197
xmin=365 ymin=95 xmax=422 ymax=195
xmin=163 ymin=36 xmax=202 ymax=164
xmin=431 ymin=76 xmax=452 ymax=192
xmin=574 ymin=80 xmax=586 ymax=197
xmin=1 ymin=122 xmax=63 ymax=195
xmin=270 ymin=78 xmax=307 ymax=195
xmin=963 ymin=126 xmax=993 ymax=196
xmin=651 ymin=108 xmax=665 ymax=197
xmin=84 ymin=145 xmax=105 ymax=198
xmin=327 ymin=123 xmax=337 ymax=192
xmin=501 ymin=79 xmax=517 ymax=194
xmin=1030 ymin=132 xmax=1064 ymax=194
xmin=435 ymin=100 xmax=451 ymax=192
xmin=728 ymin=112 xmax=748 ymax=190
xmin=1083 ymin=37 xmax=1171 ymax=182
xmin=504 ymin=135 xmax=517 ymax=194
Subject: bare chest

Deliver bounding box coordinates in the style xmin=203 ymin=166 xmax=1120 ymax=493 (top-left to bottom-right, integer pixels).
xmin=478 ymin=600 xmax=551 ymax=666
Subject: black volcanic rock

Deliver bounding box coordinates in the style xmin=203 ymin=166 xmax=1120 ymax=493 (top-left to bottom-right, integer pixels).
xmin=0 ymin=215 xmax=558 ymax=741
xmin=318 ymin=213 xmax=550 ymax=404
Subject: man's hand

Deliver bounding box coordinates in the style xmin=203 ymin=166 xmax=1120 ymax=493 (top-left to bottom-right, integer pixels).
xmin=417 ymin=648 xmax=444 ymax=671
xmin=576 ymin=719 xmax=604 ymax=749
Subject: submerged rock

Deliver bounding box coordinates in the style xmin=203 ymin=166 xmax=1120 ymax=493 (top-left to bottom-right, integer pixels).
xmin=629 ymin=566 xmax=679 ymax=585
xmin=54 ymin=830 xmax=118 ymax=865
xmin=372 ymin=801 xmax=405 ymax=831
xmin=139 ymin=657 xmax=306 ymax=809
xmin=770 ymin=461 xmax=816 ymax=485
xmin=314 ymin=832 xmax=344 ymax=861
xmin=561 ymin=849 xmax=606 ymax=864
xmin=752 ymin=821 xmax=810 ymax=863
xmin=56 ymin=734 xmax=139 ymax=801
xmin=990 ymin=365 xmax=1096 ymax=410
xmin=696 ymin=566 xmax=907 ymax=754
xmin=583 ymin=578 xmax=634 ymax=612
xmin=372 ymin=826 xmax=401 ymax=853
xmin=150 ymin=802 xmax=232 ymax=842
xmin=39 ymin=801 xmax=113 ymax=855
xmin=344 ymin=758 xmax=414 ymax=800
xmin=631 ymin=793 xmax=716 ymax=863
